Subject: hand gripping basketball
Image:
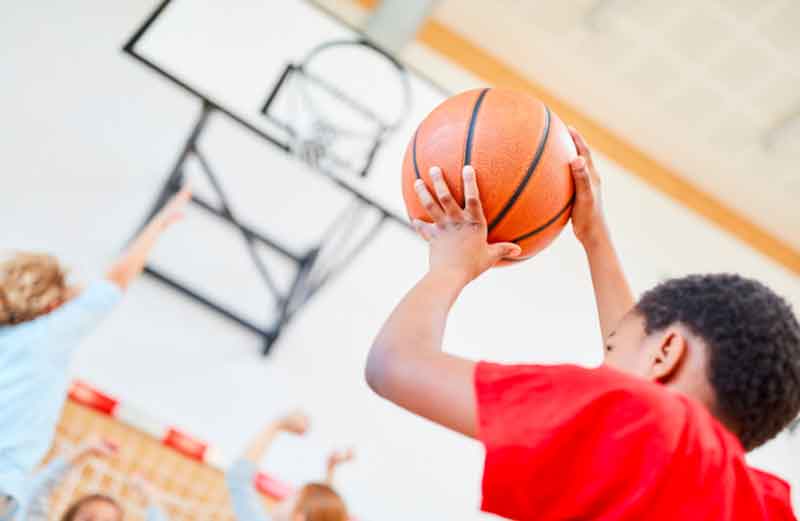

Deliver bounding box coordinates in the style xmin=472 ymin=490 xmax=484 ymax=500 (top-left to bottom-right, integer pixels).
xmin=413 ymin=165 xmax=521 ymax=284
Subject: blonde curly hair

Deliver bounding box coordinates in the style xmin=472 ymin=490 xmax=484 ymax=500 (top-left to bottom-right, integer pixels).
xmin=0 ymin=252 xmax=68 ymax=325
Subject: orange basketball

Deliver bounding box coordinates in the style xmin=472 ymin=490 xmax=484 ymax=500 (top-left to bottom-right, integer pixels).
xmin=402 ymin=88 xmax=577 ymax=263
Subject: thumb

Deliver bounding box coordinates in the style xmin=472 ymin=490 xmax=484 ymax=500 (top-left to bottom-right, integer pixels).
xmin=570 ymin=157 xmax=593 ymax=199
xmin=488 ymin=242 xmax=521 ymax=261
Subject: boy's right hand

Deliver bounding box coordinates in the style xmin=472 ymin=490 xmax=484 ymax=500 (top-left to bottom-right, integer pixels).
xmin=568 ymin=128 xmax=608 ymax=249
xmin=278 ymin=410 xmax=310 ymax=435
xmin=413 ymin=166 xmax=521 ymax=286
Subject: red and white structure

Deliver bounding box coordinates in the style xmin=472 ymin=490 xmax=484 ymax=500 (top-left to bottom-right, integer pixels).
xmin=68 ymin=380 xmax=294 ymax=500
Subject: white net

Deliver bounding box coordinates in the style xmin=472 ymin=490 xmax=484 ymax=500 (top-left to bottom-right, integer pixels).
xmin=266 ymin=40 xmax=411 ymax=177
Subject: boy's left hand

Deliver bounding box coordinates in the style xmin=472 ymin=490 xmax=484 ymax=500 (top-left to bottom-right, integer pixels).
xmin=567 ymin=128 xmax=608 ymax=249
xmin=413 ymin=166 xmax=521 ymax=285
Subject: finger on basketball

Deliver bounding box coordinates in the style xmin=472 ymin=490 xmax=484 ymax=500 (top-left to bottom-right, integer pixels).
xmin=488 ymin=242 xmax=522 ymax=262
xmin=568 ymin=127 xmax=594 ymax=169
xmin=429 ymin=167 xmax=461 ymax=220
xmin=570 ymin=157 xmax=592 ymax=192
xmin=461 ymin=166 xmax=484 ymax=222
xmin=414 ymin=179 xmax=445 ymax=223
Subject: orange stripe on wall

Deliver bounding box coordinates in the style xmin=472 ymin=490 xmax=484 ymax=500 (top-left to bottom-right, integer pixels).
xmin=353 ymin=0 xmax=800 ymax=275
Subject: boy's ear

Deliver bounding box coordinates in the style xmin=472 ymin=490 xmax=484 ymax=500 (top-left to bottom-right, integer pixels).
xmin=648 ymin=329 xmax=687 ymax=383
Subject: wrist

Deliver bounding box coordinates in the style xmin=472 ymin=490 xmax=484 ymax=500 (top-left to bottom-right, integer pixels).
xmin=579 ymin=224 xmax=612 ymax=254
xmin=424 ymin=268 xmax=472 ymax=292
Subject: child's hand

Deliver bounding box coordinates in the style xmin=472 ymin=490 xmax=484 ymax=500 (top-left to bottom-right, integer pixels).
xmin=326 ymin=447 xmax=355 ymax=470
xmin=568 ymin=128 xmax=608 ymax=248
xmin=413 ymin=166 xmax=521 ymax=285
xmin=277 ymin=410 xmax=310 ymax=435
xmin=152 ymin=185 xmax=192 ymax=230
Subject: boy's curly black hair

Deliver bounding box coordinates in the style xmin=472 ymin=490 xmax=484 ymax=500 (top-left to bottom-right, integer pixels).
xmin=636 ymin=273 xmax=800 ymax=450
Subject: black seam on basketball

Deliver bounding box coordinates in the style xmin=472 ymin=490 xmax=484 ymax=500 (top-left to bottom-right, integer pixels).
xmin=464 ymin=88 xmax=490 ymax=166
xmin=412 ymin=129 xmax=421 ymax=179
xmin=509 ymin=192 xmax=575 ymax=244
xmin=487 ymin=105 xmax=552 ymax=233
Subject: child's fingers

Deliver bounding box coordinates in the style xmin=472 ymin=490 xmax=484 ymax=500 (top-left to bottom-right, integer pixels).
xmin=462 ymin=166 xmax=484 ymax=223
xmin=568 ymin=127 xmax=595 ymax=168
xmin=430 ymin=167 xmax=461 ymax=221
xmin=488 ymin=242 xmax=521 ymax=263
xmin=414 ymin=179 xmax=446 ymax=223
xmin=174 ymin=184 xmax=192 ymax=202
xmin=570 ymin=158 xmax=594 ymax=198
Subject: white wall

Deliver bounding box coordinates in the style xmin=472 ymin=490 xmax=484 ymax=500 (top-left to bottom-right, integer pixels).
xmin=1 ymin=2 xmax=798 ymax=520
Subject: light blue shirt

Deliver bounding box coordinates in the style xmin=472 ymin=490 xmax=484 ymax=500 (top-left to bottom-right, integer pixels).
xmin=225 ymin=459 xmax=272 ymax=521
xmin=22 ymin=456 xmax=168 ymax=521
xmin=0 ymin=280 xmax=122 ymax=517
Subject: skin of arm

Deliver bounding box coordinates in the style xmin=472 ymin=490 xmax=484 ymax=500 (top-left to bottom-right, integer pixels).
xmin=106 ymin=187 xmax=191 ymax=290
xmin=225 ymin=412 xmax=310 ymax=521
xmin=365 ymin=129 xmax=620 ymax=437
xmin=365 ymin=164 xmax=519 ymax=438
xmin=324 ymin=448 xmax=354 ymax=486
xmin=567 ymin=128 xmax=635 ymax=342
xmin=242 ymin=411 xmax=309 ymax=464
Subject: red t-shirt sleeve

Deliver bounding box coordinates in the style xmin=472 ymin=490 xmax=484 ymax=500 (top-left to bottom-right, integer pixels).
xmin=475 ymin=362 xmax=686 ymax=521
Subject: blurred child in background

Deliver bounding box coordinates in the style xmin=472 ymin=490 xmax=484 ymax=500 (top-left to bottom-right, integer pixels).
xmin=226 ymin=411 xmax=353 ymax=521
xmin=24 ymin=438 xmax=167 ymax=521
xmin=0 ymin=187 xmax=191 ymax=520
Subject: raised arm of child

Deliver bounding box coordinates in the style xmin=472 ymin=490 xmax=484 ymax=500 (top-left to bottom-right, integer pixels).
xmin=567 ymin=128 xmax=635 ymax=342
xmin=365 ymin=130 xmax=620 ymax=437
xmin=225 ymin=412 xmax=310 ymax=521
xmin=325 ymin=448 xmax=354 ymax=487
xmin=106 ymin=186 xmax=191 ymax=290
xmin=365 ymin=164 xmax=519 ymax=438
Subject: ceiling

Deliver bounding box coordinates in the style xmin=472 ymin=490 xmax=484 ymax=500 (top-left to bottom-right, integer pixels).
xmin=326 ymin=0 xmax=800 ymax=255
xmin=428 ymin=0 xmax=800 ymax=252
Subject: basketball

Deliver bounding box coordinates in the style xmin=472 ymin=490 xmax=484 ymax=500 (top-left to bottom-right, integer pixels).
xmin=402 ymin=88 xmax=577 ymax=262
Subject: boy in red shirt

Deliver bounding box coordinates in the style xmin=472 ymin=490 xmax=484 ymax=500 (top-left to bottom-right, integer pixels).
xmin=365 ymin=128 xmax=800 ymax=521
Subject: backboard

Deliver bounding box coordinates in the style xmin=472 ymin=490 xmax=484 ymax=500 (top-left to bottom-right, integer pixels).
xmin=122 ymin=0 xmax=449 ymax=353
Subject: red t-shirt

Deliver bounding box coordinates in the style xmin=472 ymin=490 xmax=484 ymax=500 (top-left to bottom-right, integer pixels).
xmin=475 ymin=362 xmax=796 ymax=521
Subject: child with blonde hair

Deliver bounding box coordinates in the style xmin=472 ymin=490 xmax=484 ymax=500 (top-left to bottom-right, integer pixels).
xmin=0 ymin=187 xmax=191 ymax=520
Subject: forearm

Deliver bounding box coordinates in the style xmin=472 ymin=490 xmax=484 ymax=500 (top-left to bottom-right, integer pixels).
xmin=366 ymin=270 xmax=477 ymax=437
xmin=106 ymin=219 xmax=167 ymax=289
xmin=325 ymin=463 xmax=339 ymax=486
xmin=366 ymin=270 xmax=464 ymax=390
xmin=583 ymin=229 xmax=635 ymax=341
xmin=242 ymin=424 xmax=281 ymax=464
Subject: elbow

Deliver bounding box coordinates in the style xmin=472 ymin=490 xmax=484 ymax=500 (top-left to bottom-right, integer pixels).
xmin=365 ymin=341 xmax=393 ymax=398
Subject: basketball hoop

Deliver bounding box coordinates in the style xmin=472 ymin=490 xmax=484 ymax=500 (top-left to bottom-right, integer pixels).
xmin=263 ymin=38 xmax=413 ymax=178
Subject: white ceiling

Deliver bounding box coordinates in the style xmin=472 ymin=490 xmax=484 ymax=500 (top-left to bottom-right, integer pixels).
xmin=428 ymin=0 xmax=800 ymax=250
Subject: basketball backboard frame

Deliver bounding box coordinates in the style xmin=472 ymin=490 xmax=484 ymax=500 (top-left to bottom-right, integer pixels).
xmin=120 ymin=0 xmax=439 ymax=355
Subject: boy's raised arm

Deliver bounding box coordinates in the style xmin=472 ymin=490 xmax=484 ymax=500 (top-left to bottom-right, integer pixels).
xmin=568 ymin=128 xmax=635 ymax=342
xmin=365 ymin=166 xmax=520 ymax=438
